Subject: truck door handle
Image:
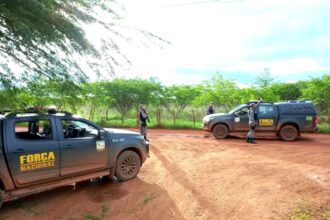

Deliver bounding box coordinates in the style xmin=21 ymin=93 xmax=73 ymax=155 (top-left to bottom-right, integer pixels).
xmin=16 ymin=149 xmax=25 ymax=152
xmin=62 ymin=145 xmax=73 ymax=150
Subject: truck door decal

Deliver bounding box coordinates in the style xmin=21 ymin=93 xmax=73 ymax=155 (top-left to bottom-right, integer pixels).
xmin=259 ymin=119 xmax=273 ymax=126
xmin=96 ymin=140 xmax=105 ymax=152
xmin=20 ymin=152 xmax=55 ymax=172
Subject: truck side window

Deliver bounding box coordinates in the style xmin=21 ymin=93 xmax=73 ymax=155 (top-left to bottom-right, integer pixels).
xmin=15 ymin=119 xmax=53 ymax=140
xmin=258 ymin=106 xmax=275 ymax=117
xmin=235 ymin=107 xmax=249 ymax=116
xmin=61 ymin=120 xmax=98 ymax=139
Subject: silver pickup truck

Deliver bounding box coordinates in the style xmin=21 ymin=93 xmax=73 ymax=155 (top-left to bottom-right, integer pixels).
xmin=202 ymin=100 xmax=318 ymax=141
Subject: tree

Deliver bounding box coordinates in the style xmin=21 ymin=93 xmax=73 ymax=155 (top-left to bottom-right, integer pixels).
xmin=104 ymin=79 xmax=137 ymax=123
xmin=255 ymin=68 xmax=274 ymax=88
xmin=196 ymin=74 xmax=241 ymax=112
xmin=269 ymin=82 xmax=303 ymax=101
xmin=0 ymin=0 xmax=167 ymax=86
xmin=301 ymin=75 xmax=330 ymax=115
xmin=81 ymin=82 xmax=108 ymax=120
xmin=160 ymin=85 xmax=200 ymax=124
xmin=104 ymin=78 xmax=162 ymax=123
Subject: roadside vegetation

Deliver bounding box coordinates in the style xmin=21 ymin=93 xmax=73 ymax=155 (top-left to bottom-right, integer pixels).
xmin=0 ymin=73 xmax=329 ymax=133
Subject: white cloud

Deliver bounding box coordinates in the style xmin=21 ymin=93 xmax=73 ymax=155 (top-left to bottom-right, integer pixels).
xmin=107 ymin=0 xmax=330 ymax=84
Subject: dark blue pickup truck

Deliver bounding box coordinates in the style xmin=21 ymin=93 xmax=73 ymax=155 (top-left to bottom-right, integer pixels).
xmin=0 ymin=111 xmax=149 ymax=208
xmin=203 ymin=100 xmax=318 ymax=141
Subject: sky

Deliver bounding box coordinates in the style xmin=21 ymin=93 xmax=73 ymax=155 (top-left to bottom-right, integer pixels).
xmin=102 ymin=0 xmax=330 ymax=86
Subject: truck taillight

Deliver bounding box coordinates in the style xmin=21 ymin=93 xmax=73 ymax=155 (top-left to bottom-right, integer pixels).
xmin=312 ymin=116 xmax=318 ymax=127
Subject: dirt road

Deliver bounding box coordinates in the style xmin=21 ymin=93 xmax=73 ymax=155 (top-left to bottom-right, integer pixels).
xmin=0 ymin=130 xmax=329 ymax=220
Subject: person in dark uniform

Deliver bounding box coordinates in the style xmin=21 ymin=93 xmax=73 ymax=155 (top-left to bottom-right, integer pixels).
xmin=139 ymin=105 xmax=150 ymax=140
xmin=246 ymin=100 xmax=261 ymax=144
xmin=207 ymin=103 xmax=215 ymax=115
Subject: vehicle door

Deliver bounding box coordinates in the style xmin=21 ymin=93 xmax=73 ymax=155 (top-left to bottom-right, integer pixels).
xmin=233 ymin=106 xmax=250 ymax=131
xmin=4 ymin=117 xmax=60 ymax=186
xmin=256 ymin=104 xmax=278 ymax=131
xmin=58 ymin=119 xmax=109 ymax=176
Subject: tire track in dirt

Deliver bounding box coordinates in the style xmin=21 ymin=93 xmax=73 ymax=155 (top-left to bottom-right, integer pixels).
xmin=152 ymin=144 xmax=222 ymax=218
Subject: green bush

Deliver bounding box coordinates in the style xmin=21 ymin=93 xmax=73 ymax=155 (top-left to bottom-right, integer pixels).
xmin=95 ymin=118 xmax=201 ymax=130
xmin=318 ymin=124 xmax=330 ymax=134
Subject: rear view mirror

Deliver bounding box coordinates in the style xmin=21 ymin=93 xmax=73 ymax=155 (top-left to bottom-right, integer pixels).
xmin=98 ymin=130 xmax=106 ymax=140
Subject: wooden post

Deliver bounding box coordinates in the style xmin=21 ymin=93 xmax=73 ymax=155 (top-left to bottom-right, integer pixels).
xmin=155 ymin=109 xmax=161 ymax=127
xmin=192 ymin=109 xmax=196 ymax=126
xmin=136 ymin=110 xmax=139 ymax=128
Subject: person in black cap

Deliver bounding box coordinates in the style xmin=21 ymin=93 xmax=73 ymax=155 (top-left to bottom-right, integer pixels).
xmin=207 ymin=102 xmax=215 ymax=115
xmin=246 ymin=100 xmax=261 ymax=144
xmin=139 ymin=105 xmax=150 ymax=140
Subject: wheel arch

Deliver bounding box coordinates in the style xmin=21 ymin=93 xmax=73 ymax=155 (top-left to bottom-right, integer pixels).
xmin=278 ymin=122 xmax=300 ymax=136
xmin=116 ymin=147 xmax=143 ymax=162
xmin=211 ymin=122 xmax=230 ymax=132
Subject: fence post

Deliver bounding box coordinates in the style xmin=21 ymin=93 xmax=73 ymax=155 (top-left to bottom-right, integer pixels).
xmin=136 ymin=110 xmax=139 ymax=128
xmin=192 ymin=109 xmax=196 ymax=126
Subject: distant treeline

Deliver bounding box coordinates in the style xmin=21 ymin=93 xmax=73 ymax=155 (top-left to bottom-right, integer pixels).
xmin=0 ymin=74 xmax=329 ymax=124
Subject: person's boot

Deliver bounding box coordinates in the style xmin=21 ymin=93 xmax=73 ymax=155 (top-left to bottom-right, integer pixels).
xmin=250 ymin=138 xmax=256 ymax=144
xmin=246 ymin=137 xmax=250 ymax=143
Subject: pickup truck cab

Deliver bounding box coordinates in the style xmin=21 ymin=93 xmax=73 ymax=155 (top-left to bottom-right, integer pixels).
xmin=0 ymin=111 xmax=149 ymax=208
xmin=202 ymin=100 xmax=318 ymax=141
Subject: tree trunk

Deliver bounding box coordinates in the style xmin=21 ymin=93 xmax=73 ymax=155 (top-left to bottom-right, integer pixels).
xmin=105 ymin=109 xmax=108 ymax=121
xmin=121 ymin=113 xmax=124 ymax=124
xmin=136 ymin=110 xmax=139 ymax=128
xmin=172 ymin=112 xmax=176 ymax=125
xmin=88 ymin=106 xmax=93 ymax=121
xmin=156 ymin=109 xmax=161 ymax=127
xmin=192 ymin=109 xmax=196 ymax=126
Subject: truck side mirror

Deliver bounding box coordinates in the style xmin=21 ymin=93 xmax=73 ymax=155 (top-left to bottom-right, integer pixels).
xmin=98 ymin=129 xmax=106 ymax=140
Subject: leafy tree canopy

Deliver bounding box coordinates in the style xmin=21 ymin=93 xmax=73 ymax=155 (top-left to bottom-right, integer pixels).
xmin=0 ymin=0 xmax=165 ymax=86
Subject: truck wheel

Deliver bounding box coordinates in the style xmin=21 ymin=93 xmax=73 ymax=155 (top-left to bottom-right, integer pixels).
xmin=115 ymin=151 xmax=141 ymax=181
xmin=280 ymin=125 xmax=298 ymax=141
xmin=213 ymin=124 xmax=229 ymax=139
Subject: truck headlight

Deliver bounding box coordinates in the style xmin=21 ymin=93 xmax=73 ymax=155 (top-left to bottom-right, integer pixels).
xmin=203 ymin=116 xmax=212 ymax=124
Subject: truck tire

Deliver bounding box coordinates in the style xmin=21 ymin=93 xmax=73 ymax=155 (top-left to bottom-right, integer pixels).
xmin=279 ymin=125 xmax=298 ymax=141
xmin=115 ymin=151 xmax=141 ymax=181
xmin=212 ymin=124 xmax=229 ymax=139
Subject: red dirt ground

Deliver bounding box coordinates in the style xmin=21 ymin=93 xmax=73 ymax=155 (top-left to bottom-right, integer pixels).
xmin=0 ymin=129 xmax=329 ymax=220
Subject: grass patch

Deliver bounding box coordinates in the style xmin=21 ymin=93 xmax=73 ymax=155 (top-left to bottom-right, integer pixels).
xmin=324 ymin=210 xmax=330 ymax=220
xmin=290 ymin=211 xmax=311 ymax=220
xmin=100 ymin=205 xmax=110 ymax=219
xmin=10 ymin=200 xmax=43 ymax=216
xmin=84 ymin=214 xmax=100 ymax=220
xmin=318 ymin=124 xmax=330 ymax=134
xmin=143 ymin=193 xmax=158 ymax=206
xmin=96 ymin=118 xmax=201 ymax=130
xmin=83 ymin=204 xmax=110 ymax=220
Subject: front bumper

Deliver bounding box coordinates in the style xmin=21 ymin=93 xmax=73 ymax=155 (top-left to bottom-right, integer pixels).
xmin=202 ymin=123 xmax=211 ymax=131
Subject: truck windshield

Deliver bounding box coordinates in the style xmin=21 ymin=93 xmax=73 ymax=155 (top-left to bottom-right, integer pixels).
xmin=229 ymin=104 xmax=247 ymax=114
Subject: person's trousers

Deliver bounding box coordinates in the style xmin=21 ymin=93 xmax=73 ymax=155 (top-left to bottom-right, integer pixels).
xmin=140 ymin=123 xmax=147 ymax=138
xmin=247 ymin=124 xmax=256 ymax=138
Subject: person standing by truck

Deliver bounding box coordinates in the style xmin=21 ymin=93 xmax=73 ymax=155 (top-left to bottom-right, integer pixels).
xmin=139 ymin=105 xmax=150 ymax=140
xmin=207 ymin=102 xmax=215 ymax=115
xmin=246 ymin=100 xmax=261 ymax=144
